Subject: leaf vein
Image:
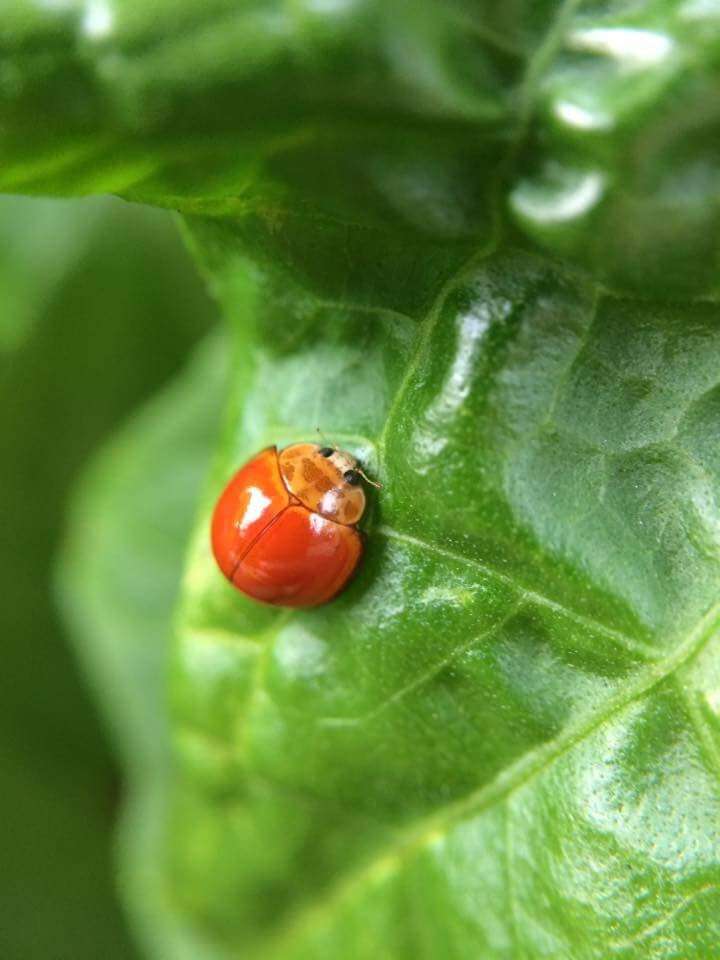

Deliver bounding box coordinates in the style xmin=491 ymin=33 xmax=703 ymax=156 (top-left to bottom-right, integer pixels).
xmin=376 ymin=524 xmax=660 ymax=661
xmin=607 ymin=883 xmax=720 ymax=950
xmin=504 ymin=802 xmax=520 ymax=956
xmin=261 ymin=599 xmax=720 ymax=956
xmin=375 ymin=234 xmax=501 ymax=462
xmin=675 ymin=680 xmax=720 ymax=787
xmin=317 ymin=600 xmax=525 ymax=728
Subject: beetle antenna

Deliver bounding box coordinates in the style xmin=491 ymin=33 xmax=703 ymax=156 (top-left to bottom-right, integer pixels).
xmin=315 ymin=426 xmax=334 ymax=448
xmin=356 ymin=466 xmax=383 ymax=489
xmin=316 ymin=426 xmax=342 ymax=455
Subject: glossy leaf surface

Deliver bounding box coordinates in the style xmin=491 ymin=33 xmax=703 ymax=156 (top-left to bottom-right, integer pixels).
xmin=164 ymin=232 xmax=720 ymax=960
xmin=5 ymin=0 xmax=720 ymax=295
xmin=3 ymin=1 xmax=718 ymax=959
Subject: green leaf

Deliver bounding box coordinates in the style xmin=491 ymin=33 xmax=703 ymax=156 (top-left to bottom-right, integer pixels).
xmin=11 ymin=2 xmax=719 ymax=958
xmin=153 ymin=221 xmax=720 ymax=958
xmin=3 ymin=1 xmax=720 ymax=294
xmin=0 ymin=196 xmax=99 ymax=352
xmin=509 ymin=1 xmax=720 ymax=296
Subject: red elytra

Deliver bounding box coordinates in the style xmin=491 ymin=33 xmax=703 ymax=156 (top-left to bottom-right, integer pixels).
xmin=210 ymin=443 xmax=372 ymax=607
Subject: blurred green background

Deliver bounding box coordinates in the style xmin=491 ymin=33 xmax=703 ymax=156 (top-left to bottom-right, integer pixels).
xmin=0 ymin=195 xmax=217 ymax=959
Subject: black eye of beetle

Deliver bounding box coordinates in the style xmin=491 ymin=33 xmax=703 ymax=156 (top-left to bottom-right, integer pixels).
xmin=343 ymin=469 xmax=361 ymax=486
xmin=318 ymin=447 xmax=334 ymax=457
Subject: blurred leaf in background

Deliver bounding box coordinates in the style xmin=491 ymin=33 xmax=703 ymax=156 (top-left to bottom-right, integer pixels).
xmin=0 ymin=194 xmax=216 ymax=959
xmin=59 ymin=330 xmax=229 ymax=960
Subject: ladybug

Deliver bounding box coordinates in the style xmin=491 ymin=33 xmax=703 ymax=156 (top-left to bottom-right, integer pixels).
xmin=210 ymin=443 xmax=378 ymax=607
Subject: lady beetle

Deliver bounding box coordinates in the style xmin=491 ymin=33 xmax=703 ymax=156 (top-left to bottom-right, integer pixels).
xmin=210 ymin=443 xmax=378 ymax=607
